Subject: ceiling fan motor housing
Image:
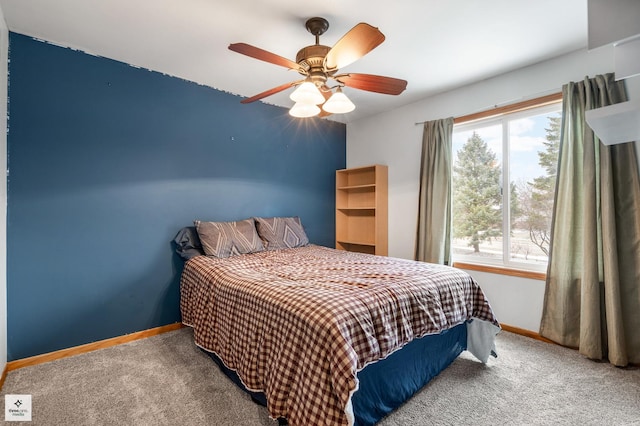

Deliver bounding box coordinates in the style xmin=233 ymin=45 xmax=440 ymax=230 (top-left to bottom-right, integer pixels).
xmin=296 ymin=45 xmax=334 ymax=85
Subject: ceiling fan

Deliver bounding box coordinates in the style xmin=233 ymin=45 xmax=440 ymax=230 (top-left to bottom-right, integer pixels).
xmin=228 ymin=17 xmax=408 ymax=118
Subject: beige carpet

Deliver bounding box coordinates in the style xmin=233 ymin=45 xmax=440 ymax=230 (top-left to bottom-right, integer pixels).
xmin=2 ymin=328 xmax=639 ymax=425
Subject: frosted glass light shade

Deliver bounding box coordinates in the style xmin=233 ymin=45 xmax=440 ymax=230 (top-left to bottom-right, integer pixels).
xmin=290 ymin=81 xmax=325 ymax=105
xmin=322 ymin=89 xmax=355 ymax=114
xmin=289 ymin=102 xmax=321 ymax=118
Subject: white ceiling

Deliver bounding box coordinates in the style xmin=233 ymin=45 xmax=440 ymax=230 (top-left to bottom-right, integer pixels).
xmin=0 ymin=0 xmax=588 ymax=122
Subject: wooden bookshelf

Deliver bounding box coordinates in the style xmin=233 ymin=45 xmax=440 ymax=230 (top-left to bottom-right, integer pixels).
xmin=336 ymin=165 xmax=388 ymax=255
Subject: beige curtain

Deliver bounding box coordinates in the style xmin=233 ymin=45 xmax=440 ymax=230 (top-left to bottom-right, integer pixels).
xmin=415 ymin=117 xmax=454 ymax=265
xmin=540 ymin=73 xmax=640 ymax=366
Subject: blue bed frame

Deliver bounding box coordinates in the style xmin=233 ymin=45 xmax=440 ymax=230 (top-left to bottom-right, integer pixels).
xmin=204 ymin=322 xmax=467 ymax=425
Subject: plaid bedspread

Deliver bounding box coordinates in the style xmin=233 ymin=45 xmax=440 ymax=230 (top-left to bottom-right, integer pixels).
xmin=180 ymin=245 xmax=498 ymax=425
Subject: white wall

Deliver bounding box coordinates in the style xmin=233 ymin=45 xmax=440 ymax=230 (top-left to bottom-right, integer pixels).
xmin=0 ymin=4 xmax=7 ymax=373
xmin=346 ymin=46 xmax=640 ymax=332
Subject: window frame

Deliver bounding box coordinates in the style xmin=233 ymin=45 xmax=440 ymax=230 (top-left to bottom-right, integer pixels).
xmin=451 ymin=93 xmax=562 ymax=276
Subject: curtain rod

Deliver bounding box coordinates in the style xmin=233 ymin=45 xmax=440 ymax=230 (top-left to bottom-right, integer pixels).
xmin=414 ymin=90 xmax=562 ymax=126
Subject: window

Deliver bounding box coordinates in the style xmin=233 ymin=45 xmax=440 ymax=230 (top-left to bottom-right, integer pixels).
xmin=452 ymin=98 xmax=561 ymax=272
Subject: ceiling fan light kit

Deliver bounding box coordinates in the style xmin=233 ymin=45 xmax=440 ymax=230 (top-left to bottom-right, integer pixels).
xmin=323 ymin=87 xmax=356 ymax=114
xmin=289 ymin=81 xmax=325 ymax=105
xmin=229 ymin=16 xmax=407 ymax=118
xmin=289 ymin=102 xmax=322 ymax=118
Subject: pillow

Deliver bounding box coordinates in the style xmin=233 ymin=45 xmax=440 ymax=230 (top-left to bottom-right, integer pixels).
xmin=254 ymin=216 xmax=309 ymax=250
xmin=173 ymin=226 xmax=205 ymax=260
xmin=194 ymin=218 xmax=264 ymax=258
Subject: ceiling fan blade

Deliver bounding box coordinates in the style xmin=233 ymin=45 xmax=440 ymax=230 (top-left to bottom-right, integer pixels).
xmin=229 ymin=43 xmax=301 ymax=71
xmin=335 ymin=73 xmax=407 ymax=95
xmin=240 ymin=81 xmax=301 ymax=104
xmin=324 ymin=23 xmax=385 ymax=71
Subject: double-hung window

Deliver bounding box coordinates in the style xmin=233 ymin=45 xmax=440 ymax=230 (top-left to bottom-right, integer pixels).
xmin=451 ymin=97 xmax=562 ymax=272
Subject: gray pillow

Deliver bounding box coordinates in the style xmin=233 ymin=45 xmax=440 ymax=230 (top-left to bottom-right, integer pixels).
xmin=173 ymin=226 xmax=205 ymax=260
xmin=194 ymin=218 xmax=264 ymax=258
xmin=254 ymin=216 xmax=309 ymax=250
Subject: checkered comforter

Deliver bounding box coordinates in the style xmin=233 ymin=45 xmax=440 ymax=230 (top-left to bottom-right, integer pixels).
xmin=180 ymin=245 xmax=498 ymax=426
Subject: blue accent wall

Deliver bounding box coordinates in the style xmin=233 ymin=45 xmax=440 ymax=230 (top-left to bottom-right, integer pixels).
xmin=6 ymin=33 xmax=346 ymax=361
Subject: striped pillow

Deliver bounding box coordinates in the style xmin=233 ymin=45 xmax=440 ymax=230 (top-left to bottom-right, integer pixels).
xmin=194 ymin=218 xmax=264 ymax=258
xmin=254 ymin=216 xmax=309 ymax=250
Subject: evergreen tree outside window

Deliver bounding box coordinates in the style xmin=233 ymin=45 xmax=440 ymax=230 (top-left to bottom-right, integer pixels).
xmin=453 ymin=128 xmax=502 ymax=254
xmin=452 ymin=103 xmax=561 ymax=271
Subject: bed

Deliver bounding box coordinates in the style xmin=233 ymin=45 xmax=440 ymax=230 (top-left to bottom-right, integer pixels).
xmin=175 ymin=217 xmax=500 ymax=426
